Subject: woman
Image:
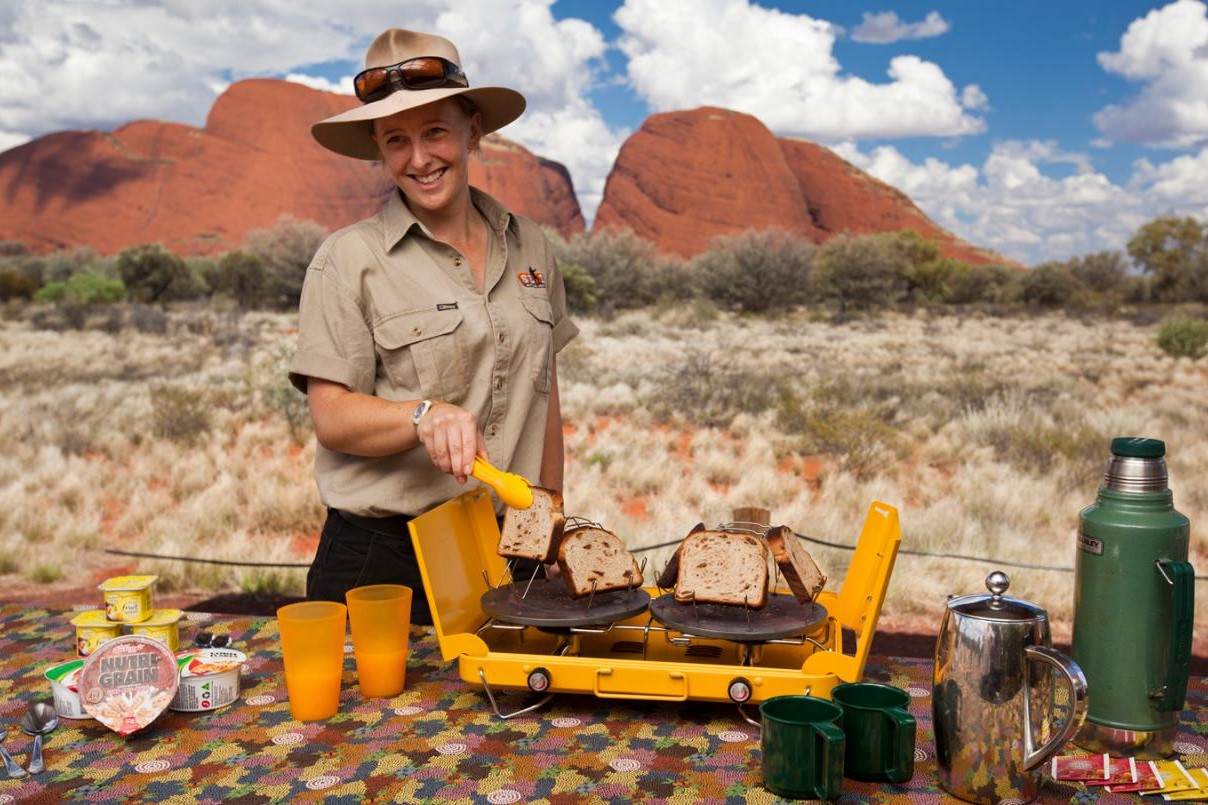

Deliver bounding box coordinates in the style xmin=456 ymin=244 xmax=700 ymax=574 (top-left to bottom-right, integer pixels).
xmin=288 ymin=28 xmax=578 ymax=624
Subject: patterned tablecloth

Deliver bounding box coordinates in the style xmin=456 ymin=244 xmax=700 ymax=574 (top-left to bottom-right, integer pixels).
xmin=0 ymin=604 xmax=1205 ymax=804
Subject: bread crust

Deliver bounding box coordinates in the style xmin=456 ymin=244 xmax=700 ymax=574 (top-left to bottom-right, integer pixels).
xmin=557 ymin=525 xmax=643 ymax=597
xmin=497 ymin=487 xmax=565 ymax=564
xmin=766 ymin=525 xmax=827 ymax=604
xmin=656 ymin=522 xmax=704 ymax=589
xmin=673 ymin=530 xmax=769 ymax=608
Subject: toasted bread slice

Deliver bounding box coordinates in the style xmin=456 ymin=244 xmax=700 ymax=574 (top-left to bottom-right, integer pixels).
xmin=497 ymin=487 xmax=565 ymax=564
xmin=766 ymin=525 xmax=827 ymax=604
xmin=674 ymin=530 xmax=769 ymax=609
xmin=655 ymin=522 xmax=704 ymax=589
xmin=557 ymin=525 xmax=643 ymax=597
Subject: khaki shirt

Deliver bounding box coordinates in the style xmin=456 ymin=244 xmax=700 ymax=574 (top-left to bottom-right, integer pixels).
xmin=289 ymin=188 xmax=578 ymax=517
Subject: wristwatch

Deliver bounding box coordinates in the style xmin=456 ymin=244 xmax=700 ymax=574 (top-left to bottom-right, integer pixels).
xmin=411 ymin=399 xmax=434 ymax=426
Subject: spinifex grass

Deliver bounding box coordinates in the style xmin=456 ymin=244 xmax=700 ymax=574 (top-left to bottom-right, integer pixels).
xmin=2 ymin=306 xmax=1205 ymax=637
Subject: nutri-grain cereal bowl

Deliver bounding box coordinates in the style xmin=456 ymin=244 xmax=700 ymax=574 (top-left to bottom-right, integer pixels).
xmin=44 ymin=659 xmax=93 ymax=720
xmin=170 ymin=648 xmax=247 ymax=712
xmin=79 ymin=634 xmax=178 ymax=736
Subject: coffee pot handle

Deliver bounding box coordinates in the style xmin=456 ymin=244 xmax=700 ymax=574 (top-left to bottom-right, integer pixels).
xmin=1021 ymin=645 xmax=1089 ymax=771
xmin=1156 ymin=559 xmax=1194 ymax=712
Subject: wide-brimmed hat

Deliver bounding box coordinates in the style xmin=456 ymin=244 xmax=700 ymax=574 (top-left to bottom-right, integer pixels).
xmin=311 ymin=28 xmax=526 ymax=161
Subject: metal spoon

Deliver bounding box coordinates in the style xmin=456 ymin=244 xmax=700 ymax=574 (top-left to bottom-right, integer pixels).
xmin=0 ymin=726 xmax=26 ymax=779
xmin=20 ymin=701 xmax=57 ymax=774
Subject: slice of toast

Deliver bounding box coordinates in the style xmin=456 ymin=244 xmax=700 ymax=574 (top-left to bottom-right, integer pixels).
xmin=497 ymin=487 xmax=565 ymax=564
xmin=766 ymin=525 xmax=827 ymax=604
xmin=655 ymin=522 xmax=705 ymax=589
xmin=557 ymin=525 xmax=643 ymax=597
xmin=674 ymin=530 xmax=769 ymax=609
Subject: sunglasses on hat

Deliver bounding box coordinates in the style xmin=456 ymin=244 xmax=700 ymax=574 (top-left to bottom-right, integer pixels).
xmin=353 ymin=56 xmax=469 ymax=104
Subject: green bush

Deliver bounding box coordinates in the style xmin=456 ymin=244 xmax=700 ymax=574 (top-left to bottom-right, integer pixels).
xmin=559 ymin=262 xmax=597 ymax=314
xmin=116 ymin=244 xmax=189 ymax=303
xmin=1019 ymin=262 xmax=1079 ymax=307
xmin=211 ymin=251 xmax=269 ymax=309
xmin=813 ymin=234 xmax=908 ymax=312
xmin=244 ymin=215 xmax=328 ymax=311
xmin=34 ymin=272 xmax=125 ymax=305
xmin=691 ymin=229 xmax=814 ymax=313
xmin=1157 ymin=317 xmax=1208 ymax=359
xmin=549 ymin=227 xmax=683 ymax=312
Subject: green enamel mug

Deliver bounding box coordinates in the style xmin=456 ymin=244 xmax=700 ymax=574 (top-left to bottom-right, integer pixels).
xmin=759 ymin=695 xmax=845 ymax=800
xmin=832 ymin=682 xmax=916 ymax=783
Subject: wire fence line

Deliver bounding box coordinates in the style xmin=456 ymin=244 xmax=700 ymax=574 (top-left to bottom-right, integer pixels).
xmin=106 ymin=533 xmax=1208 ymax=581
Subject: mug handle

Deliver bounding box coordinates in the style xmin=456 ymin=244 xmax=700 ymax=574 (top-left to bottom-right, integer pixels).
xmin=813 ymin=720 xmax=845 ymax=800
xmin=883 ymin=706 xmax=917 ymax=784
xmin=1022 ymin=645 xmax=1089 ymax=771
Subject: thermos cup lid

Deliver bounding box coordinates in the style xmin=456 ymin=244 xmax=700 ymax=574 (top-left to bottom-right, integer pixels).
xmin=1110 ymin=437 xmax=1165 ymax=458
xmin=1104 ymin=437 xmax=1168 ymax=492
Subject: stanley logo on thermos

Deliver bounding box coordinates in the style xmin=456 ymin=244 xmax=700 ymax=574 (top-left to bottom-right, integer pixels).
xmin=1076 ymin=533 xmax=1103 ymax=555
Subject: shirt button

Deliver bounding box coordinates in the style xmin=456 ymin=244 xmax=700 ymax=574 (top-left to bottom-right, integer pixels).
xmin=488 ymin=425 xmax=499 ymax=437
xmin=412 ymin=327 xmax=423 ymax=336
xmin=453 ymin=257 xmax=463 ymax=267
xmin=494 ymin=378 xmax=504 ymax=391
xmin=498 ymin=333 xmax=506 ymax=343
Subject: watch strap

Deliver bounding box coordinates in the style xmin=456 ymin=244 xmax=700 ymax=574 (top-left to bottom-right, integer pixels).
xmin=411 ymin=399 xmax=433 ymax=426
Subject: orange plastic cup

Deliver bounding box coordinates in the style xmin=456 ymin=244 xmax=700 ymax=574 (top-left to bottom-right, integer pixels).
xmin=345 ymin=584 xmax=412 ymax=698
xmin=277 ymin=601 xmax=347 ymax=721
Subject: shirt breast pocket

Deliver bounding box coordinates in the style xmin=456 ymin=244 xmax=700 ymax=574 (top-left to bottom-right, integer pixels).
xmin=374 ymin=309 xmax=469 ymax=402
xmin=520 ymin=295 xmax=554 ymax=394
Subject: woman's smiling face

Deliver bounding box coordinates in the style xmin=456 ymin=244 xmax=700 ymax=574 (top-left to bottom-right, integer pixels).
xmin=372 ymin=97 xmax=481 ymax=218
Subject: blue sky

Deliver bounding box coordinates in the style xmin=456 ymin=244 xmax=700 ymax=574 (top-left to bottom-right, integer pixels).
xmin=2 ymin=1 xmax=1207 ymax=266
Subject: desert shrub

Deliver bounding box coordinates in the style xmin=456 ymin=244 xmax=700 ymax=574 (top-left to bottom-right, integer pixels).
xmin=905 ymin=257 xmax=962 ymax=304
xmin=946 ymin=263 xmax=1019 ymax=305
xmin=0 ymin=268 xmax=38 ymax=300
xmin=560 ymin=262 xmax=597 ymax=314
xmin=1068 ymin=250 xmax=1127 ymax=293
xmin=550 ymin=227 xmax=679 ymax=312
xmin=691 ymin=229 xmax=814 ymax=313
xmin=1018 ymin=262 xmax=1079 ymax=307
xmin=813 ymin=233 xmax=908 ymax=312
xmin=1157 ymin=316 xmax=1208 ymax=359
xmin=244 ymin=215 xmax=328 ymax=311
xmin=35 ymin=272 xmax=125 ymax=305
xmin=150 ymin=384 xmax=212 ymax=445
xmin=116 ymin=244 xmax=191 ymax=304
xmin=210 ymin=251 xmax=269 ymax=309
xmin=0 ymin=240 xmax=27 ymax=257
xmin=776 ymin=388 xmax=905 ymax=476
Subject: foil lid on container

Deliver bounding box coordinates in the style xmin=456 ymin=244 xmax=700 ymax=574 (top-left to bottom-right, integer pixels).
xmin=78 ymin=634 xmax=178 ymax=736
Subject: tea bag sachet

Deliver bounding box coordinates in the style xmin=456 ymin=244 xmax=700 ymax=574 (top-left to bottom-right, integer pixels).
xmin=1052 ymin=753 xmax=1110 ymax=782
xmin=1084 ymin=756 xmax=1136 ymax=786
xmin=1106 ymin=760 xmax=1162 ymax=793
xmin=1154 ymin=762 xmax=1202 ymax=798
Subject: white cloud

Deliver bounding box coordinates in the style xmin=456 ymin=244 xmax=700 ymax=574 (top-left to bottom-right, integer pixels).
xmin=836 ymin=138 xmax=1208 ymax=265
xmin=0 ymin=0 xmax=625 ymax=222
xmin=851 ymin=11 xmax=950 ymax=44
xmin=1094 ymin=0 xmax=1208 ymax=148
xmin=614 ymin=0 xmax=985 ymax=141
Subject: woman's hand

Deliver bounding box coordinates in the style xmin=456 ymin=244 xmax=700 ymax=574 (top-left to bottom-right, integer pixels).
xmin=415 ymin=401 xmax=486 ymax=483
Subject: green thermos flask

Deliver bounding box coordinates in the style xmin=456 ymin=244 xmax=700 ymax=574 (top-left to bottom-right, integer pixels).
xmin=1073 ymin=437 xmax=1194 ymax=758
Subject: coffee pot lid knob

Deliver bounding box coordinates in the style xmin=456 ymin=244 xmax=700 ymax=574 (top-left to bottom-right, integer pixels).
xmin=986 ymin=571 xmax=1010 ymax=603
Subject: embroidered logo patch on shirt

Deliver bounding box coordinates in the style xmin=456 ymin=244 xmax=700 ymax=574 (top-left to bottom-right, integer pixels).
xmin=517 ymin=267 xmax=546 ymax=288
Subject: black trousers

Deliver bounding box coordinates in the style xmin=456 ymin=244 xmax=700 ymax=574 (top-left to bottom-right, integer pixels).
xmin=305 ymin=508 xmax=543 ymax=627
xmin=306 ymin=508 xmax=432 ymax=625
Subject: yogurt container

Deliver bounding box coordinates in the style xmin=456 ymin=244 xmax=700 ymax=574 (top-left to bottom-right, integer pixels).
xmin=44 ymin=659 xmax=93 ymax=720
xmin=79 ymin=634 xmax=178 ymax=736
xmin=170 ymin=648 xmax=247 ymax=712
xmin=70 ymin=609 xmax=122 ymax=657
xmin=98 ymin=574 xmax=158 ymax=623
xmin=130 ymin=608 xmax=183 ymax=652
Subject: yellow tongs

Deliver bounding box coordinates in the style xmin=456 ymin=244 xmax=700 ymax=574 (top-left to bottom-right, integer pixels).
xmin=471 ymin=456 xmax=534 ymax=509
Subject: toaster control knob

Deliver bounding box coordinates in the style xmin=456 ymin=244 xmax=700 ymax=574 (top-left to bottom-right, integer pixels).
xmin=727 ymin=677 xmax=753 ymax=703
xmin=527 ymin=667 xmax=551 ymax=693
